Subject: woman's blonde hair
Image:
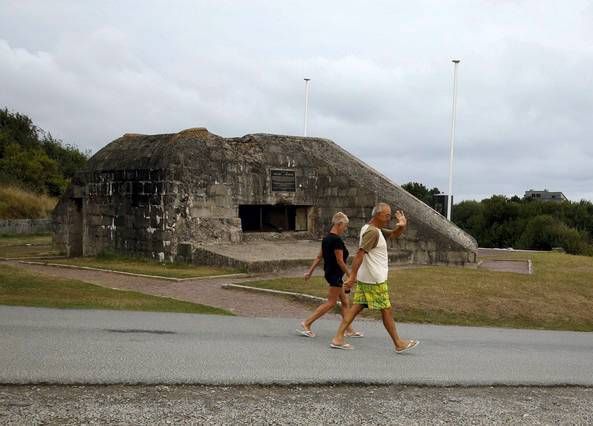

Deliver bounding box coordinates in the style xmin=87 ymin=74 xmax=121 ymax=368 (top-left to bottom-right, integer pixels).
xmin=331 ymin=211 xmax=349 ymax=225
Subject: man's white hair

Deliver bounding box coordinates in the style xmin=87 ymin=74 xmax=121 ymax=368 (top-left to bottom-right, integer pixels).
xmin=371 ymin=202 xmax=391 ymax=217
xmin=331 ymin=211 xmax=349 ymax=225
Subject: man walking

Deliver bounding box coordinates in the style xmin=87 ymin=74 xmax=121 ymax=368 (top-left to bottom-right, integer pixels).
xmin=330 ymin=202 xmax=419 ymax=353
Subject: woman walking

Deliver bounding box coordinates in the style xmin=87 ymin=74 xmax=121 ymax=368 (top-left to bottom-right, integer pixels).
xmin=297 ymin=212 xmax=363 ymax=338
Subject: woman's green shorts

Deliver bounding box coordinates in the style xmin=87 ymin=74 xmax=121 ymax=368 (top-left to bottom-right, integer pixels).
xmin=353 ymin=281 xmax=391 ymax=310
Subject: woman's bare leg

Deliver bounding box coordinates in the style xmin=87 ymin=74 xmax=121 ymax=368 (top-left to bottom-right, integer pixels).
xmin=331 ymin=304 xmax=365 ymax=346
xmin=302 ymin=287 xmax=341 ymax=330
xmin=338 ymin=290 xmax=356 ymax=334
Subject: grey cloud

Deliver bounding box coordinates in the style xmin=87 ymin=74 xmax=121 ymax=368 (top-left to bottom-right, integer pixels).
xmin=1 ymin=0 xmax=592 ymax=201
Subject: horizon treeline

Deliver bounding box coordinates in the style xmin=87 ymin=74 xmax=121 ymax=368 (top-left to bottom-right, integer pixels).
xmin=402 ymin=182 xmax=593 ymax=256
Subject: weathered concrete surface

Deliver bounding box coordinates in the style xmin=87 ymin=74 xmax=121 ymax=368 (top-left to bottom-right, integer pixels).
xmin=53 ymin=129 xmax=477 ymax=266
xmin=194 ymin=239 xmax=345 ymax=272
xmin=195 ymin=239 xmax=412 ymax=272
xmin=479 ymin=259 xmax=531 ymax=274
xmin=2 ymin=306 xmax=593 ymax=385
xmin=0 ymin=219 xmax=50 ymax=235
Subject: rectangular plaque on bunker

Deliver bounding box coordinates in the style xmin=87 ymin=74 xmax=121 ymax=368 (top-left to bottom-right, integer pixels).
xmin=271 ymin=169 xmax=296 ymax=192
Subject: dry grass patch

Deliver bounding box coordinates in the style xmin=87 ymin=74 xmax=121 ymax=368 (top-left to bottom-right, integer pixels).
xmin=391 ymin=261 xmax=592 ymax=330
xmin=247 ymin=252 xmax=593 ymax=331
xmin=0 ymin=186 xmax=56 ymax=219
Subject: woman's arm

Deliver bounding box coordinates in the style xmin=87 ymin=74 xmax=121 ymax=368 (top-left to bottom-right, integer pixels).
xmin=304 ymin=249 xmax=323 ymax=280
xmin=334 ymin=249 xmax=350 ymax=277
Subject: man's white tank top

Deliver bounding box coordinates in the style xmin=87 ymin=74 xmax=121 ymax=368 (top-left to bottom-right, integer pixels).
xmin=357 ymin=224 xmax=389 ymax=284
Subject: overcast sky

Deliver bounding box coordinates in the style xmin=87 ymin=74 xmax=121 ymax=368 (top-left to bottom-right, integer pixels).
xmin=1 ymin=1 xmax=592 ymax=201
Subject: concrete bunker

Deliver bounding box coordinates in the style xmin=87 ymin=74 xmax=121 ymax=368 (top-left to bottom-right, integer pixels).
xmin=52 ymin=128 xmax=478 ymax=268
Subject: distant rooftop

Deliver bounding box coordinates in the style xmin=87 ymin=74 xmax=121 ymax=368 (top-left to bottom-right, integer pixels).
xmin=524 ymin=189 xmax=568 ymax=202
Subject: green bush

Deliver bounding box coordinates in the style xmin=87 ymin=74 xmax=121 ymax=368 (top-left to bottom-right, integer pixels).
xmin=517 ymin=215 xmax=589 ymax=255
xmin=0 ymin=108 xmax=88 ymax=196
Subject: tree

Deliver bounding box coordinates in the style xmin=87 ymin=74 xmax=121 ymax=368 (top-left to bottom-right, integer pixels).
xmin=452 ymin=200 xmax=486 ymax=244
xmin=0 ymin=108 xmax=88 ymax=196
xmin=401 ymin=182 xmax=441 ymax=208
xmin=516 ymin=214 xmax=589 ymax=254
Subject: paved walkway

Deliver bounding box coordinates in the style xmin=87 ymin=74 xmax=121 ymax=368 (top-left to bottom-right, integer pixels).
xmin=2 ymin=306 xmax=592 ymax=385
xmin=479 ymin=259 xmax=530 ymax=274
xmin=477 ymin=248 xmax=534 ymax=274
xmin=4 ymin=260 xmax=330 ymax=318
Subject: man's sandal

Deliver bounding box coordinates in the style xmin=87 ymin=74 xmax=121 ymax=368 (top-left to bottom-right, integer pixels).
xmin=345 ymin=331 xmax=364 ymax=338
xmin=330 ymin=342 xmax=353 ymax=350
xmin=296 ymin=328 xmax=315 ymax=337
xmin=395 ymin=340 xmax=420 ymax=354
xmin=296 ymin=323 xmax=315 ymax=338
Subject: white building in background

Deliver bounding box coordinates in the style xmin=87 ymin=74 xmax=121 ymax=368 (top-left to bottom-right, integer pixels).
xmin=524 ymin=189 xmax=568 ymax=202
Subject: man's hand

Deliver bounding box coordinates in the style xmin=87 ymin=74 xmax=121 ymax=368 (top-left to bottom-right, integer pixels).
xmin=343 ymin=275 xmax=356 ymax=290
xmin=395 ymin=210 xmax=407 ymax=227
xmin=304 ymin=271 xmax=312 ymax=281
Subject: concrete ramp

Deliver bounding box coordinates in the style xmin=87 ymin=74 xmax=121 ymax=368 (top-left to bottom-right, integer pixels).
xmin=193 ymin=240 xmax=413 ymax=273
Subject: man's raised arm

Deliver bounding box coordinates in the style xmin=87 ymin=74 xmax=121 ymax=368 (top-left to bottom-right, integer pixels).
xmin=383 ymin=210 xmax=407 ymax=240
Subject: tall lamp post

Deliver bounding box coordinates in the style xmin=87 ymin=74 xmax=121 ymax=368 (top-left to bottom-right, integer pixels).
xmin=446 ymin=59 xmax=461 ymax=221
xmin=303 ymin=78 xmax=311 ymax=136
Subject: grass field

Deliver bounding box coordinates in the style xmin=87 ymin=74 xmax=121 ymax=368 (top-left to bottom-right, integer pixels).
xmin=247 ymin=251 xmax=593 ymax=331
xmin=0 ymin=233 xmax=58 ymax=258
xmin=0 ymin=234 xmax=52 ymax=246
xmin=48 ymin=257 xmax=239 ymax=279
xmin=0 ymin=264 xmax=232 ymax=315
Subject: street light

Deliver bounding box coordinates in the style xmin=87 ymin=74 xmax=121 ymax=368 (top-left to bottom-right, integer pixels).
xmin=303 ymin=78 xmax=311 ymax=136
xmin=446 ymin=59 xmax=461 ymax=221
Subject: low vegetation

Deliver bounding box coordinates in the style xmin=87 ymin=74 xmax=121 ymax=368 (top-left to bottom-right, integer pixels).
xmin=0 ymin=186 xmax=57 ymax=219
xmin=247 ymin=251 xmax=593 ymax=331
xmin=0 ymin=264 xmax=232 ymax=314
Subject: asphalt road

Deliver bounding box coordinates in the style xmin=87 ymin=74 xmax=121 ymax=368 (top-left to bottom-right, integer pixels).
xmin=1 ymin=306 xmax=592 ymax=385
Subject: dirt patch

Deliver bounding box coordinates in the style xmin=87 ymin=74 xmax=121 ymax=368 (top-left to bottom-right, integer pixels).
xmin=479 ymin=259 xmax=530 ymax=274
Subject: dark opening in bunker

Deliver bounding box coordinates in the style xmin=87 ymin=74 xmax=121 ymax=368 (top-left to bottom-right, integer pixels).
xmin=69 ymin=197 xmax=83 ymax=257
xmin=239 ymin=205 xmax=309 ymax=232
